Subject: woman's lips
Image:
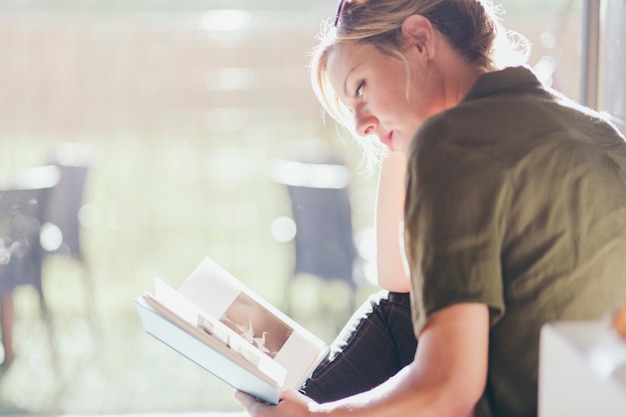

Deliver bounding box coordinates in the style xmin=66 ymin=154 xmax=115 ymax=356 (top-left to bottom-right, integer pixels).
xmin=380 ymin=131 xmax=394 ymax=151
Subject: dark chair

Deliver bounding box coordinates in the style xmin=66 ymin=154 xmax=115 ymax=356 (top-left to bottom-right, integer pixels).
xmin=272 ymin=159 xmax=364 ymax=317
xmin=0 ymin=151 xmax=93 ymax=371
xmin=287 ymin=185 xmax=357 ymax=288
xmin=0 ymin=165 xmax=61 ymax=368
xmin=38 ymin=160 xmax=94 ymax=316
xmin=40 ymin=163 xmax=90 ymax=260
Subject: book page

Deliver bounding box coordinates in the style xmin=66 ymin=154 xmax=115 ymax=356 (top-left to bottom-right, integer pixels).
xmin=178 ymin=257 xmax=242 ymax=318
xmin=220 ymin=291 xmax=294 ymax=360
xmin=135 ymin=295 xmax=285 ymax=404
xmin=177 ymin=257 xmax=328 ymax=389
xmin=153 ymin=277 xmax=200 ymax=325
xmin=178 ymin=258 xmax=295 ymax=360
xmin=142 ymin=282 xmax=288 ymax=386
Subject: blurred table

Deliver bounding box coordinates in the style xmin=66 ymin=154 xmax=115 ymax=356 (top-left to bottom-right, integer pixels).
xmin=539 ymin=320 xmax=626 ymax=417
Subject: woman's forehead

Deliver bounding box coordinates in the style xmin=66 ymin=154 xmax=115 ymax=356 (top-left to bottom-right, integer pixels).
xmin=326 ymin=43 xmax=365 ymax=87
xmin=327 ymin=42 xmax=376 ymax=71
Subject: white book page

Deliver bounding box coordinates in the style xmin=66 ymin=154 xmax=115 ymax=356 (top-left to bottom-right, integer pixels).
xmin=135 ymin=296 xmax=284 ymax=403
xmin=148 ymin=277 xmax=287 ymax=386
xmin=179 ymin=259 xmax=296 ymax=359
xmin=154 ymin=278 xmax=202 ymax=325
xmin=177 ymin=257 xmax=327 ymax=388
xmin=178 ymin=257 xmax=242 ymax=318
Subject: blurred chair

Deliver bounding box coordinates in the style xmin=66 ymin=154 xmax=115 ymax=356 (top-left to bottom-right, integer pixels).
xmin=39 ymin=156 xmax=94 ymax=312
xmin=271 ymin=158 xmax=365 ymax=316
xmin=0 ymin=165 xmax=61 ymax=369
xmin=0 ymin=145 xmax=94 ymax=371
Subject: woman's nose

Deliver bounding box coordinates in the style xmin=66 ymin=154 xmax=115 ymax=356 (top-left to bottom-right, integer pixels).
xmin=354 ymin=107 xmax=377 ymax=137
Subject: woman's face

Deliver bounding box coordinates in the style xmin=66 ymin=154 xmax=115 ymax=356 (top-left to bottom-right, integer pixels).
xmin=327 ymin=41 xmax=446 ymax=154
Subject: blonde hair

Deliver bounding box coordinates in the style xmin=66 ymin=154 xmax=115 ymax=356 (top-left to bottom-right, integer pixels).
xmin=309 ymin=0 xmax=529 ymax=167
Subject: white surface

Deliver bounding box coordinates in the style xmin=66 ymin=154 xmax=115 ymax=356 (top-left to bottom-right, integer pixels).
xmin=539 ymin=321 xmax=626 ymax=417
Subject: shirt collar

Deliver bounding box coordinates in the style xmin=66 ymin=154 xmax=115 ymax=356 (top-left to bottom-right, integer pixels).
xmin=462 ymin=65 xmax=542 ymax=103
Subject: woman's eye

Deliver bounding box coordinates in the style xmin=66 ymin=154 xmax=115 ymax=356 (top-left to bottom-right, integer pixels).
xmin=355 ymin=81 xmax=365 ymax=99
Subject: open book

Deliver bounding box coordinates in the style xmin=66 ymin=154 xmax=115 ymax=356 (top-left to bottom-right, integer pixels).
xmin=134 ymin=256 xmax=328 ymax=405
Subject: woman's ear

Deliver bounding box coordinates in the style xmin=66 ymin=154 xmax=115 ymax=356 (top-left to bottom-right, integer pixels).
xmin=401 ymin=14 xmax=437 ymax=59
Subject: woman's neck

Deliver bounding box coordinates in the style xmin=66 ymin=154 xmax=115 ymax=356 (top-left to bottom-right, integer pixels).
xmin=435 ymin=42 xmax=491 ymax=109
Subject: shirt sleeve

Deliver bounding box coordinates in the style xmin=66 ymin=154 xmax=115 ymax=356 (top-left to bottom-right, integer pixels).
xmin=404 ymin=114 xmax=509 ymax=336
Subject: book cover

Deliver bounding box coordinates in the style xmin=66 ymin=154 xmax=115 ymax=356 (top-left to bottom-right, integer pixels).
xmin=135 ymin=256 xmax=328 ymax=404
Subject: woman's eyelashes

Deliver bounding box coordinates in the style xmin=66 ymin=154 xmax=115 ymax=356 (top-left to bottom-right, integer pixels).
xmin=355 ymin=81 xmax=365 ymax=99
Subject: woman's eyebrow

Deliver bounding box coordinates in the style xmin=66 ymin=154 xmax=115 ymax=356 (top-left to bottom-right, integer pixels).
xmin=342 ymin=64 xmax=360 ymax=97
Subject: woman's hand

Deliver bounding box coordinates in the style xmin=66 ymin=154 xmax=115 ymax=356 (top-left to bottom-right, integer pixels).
xmin=235 ymin=389 xmax=318 ymax=417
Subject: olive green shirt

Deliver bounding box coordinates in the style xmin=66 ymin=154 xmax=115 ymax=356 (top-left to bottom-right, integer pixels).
xmin=404 ymin=66 xmax=626 ymax=417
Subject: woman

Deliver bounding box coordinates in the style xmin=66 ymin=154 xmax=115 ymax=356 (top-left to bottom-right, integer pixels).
xmin=239 ymin=0 xmax=626 ymax=416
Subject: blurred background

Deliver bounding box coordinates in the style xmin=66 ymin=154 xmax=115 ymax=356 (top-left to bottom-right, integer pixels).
xmin=0 ymin=0 xmax=616 ymax=415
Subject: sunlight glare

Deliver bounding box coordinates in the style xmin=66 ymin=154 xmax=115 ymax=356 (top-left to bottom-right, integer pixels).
xmin=40 ymin=222 xmax=63 ymax=252
xmin=271 ymin=216 xmax=297 ymax=243
xmin=200 ymin=10 xmax=251 ymax=32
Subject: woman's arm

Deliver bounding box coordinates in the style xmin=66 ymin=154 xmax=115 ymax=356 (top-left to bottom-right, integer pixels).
xmin=375 ymin=152 xmax=410 ymax=292
xmin=236 ymin=302 xmax=490 ymax=417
